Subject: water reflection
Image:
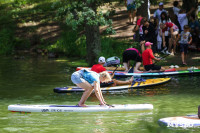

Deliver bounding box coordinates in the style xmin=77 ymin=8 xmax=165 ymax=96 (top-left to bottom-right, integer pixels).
xmin=102 ymin=86 xmax=170 ymax=96
xmin=1 ymin=56 xmax=200 ymax=133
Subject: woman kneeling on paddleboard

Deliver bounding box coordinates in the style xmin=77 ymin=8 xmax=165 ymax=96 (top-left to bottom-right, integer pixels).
xmin=71 ymin=69 xmax=111 ymax=107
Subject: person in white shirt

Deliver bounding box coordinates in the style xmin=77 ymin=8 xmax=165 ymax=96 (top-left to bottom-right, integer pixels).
xmin=153 ymin=2 xmax=167 ymax=53
xmin=124 ymin=0 xmax=137 ymax=25
xmin=173 ymin=1 xmax=180 ymax=17
xmin=153 ymin=2 xmax=167 ymax=22
xmin=172 ymin=1 xmax=181 ymax=34
xmin=178 ymin=7 xmax=195 ymax=31
xmin=159 ymin=12 xmax=171 ymax=54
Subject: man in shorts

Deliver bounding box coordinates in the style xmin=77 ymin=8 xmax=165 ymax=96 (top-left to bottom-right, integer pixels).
xmin=124 ymin=0 xmax=137 ymax=24
xmin=142 ymin=42 xmax=165 ymax=72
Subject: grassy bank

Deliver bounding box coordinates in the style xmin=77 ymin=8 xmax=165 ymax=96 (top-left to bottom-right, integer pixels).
xmin=0 ymin=0 xmax=61 ymax=54
xmin=0 ymin=0 xmax=136 ymax=59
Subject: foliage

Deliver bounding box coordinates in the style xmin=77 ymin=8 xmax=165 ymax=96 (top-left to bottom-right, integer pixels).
xmin=47 ymin=29 xmax=86 ymax=57
xmin=55 ymin=0 xmax=144 ymax=32
xmin=135 ymin=0 xmax=144 ymax=8
xmin=53 ymin=0 xmax=114 ymax=34
xmin=0 ymin=0 xmax=61 ymax=55
xmin=0 ymin=28 xmax=15 ymax=55
xmin=99 ymin=37 xmax=140 ymax=62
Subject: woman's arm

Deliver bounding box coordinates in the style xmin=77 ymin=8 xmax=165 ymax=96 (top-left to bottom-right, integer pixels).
xmin=93 ymin=81 xmax=106 ymax=105
xmin=162 ymin=32 xmax=166 ymax=47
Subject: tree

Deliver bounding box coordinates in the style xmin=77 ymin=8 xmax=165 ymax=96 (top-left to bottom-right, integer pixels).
xmin=182 ymin=0 xmax=198 ymax=12
xmin=54 ymin=0 xmax=113 ymax=65
xmin=54 ymin=0 xmax=143 ymax=65
xmin=136 ymin=0 xmax=148 ymax=18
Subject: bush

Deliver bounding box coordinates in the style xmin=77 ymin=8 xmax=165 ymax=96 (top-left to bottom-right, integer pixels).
xmin=47 ymin=30 xmax=86 ymax=57
xmin=0 ymin=28 xmax=15 ymax=55
xmin=100 ymin=37 xmax=140 ymax=60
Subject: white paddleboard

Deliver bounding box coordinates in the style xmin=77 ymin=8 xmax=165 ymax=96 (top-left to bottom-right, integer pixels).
xmin=158 ymin=115 xmax=200 ymax=128
xmin=8 ymin=104 xmax=153 ymax=112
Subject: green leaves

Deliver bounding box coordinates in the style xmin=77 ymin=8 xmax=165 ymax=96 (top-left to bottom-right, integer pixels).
xmin=135 ymin=0 xmax=144 ymax=8
xmin=55 ymin=0 xmax=114 ymax=33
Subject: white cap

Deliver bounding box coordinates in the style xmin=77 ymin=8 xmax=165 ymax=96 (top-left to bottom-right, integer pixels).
xmin=98 ymin=56 xmax=106 ymax=63
xmin=159 ymin=2 xmax=164 ymax=6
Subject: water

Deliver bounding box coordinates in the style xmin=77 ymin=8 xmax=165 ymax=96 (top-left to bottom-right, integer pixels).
xmin=0 ymin=56 xmax=200 ymax=133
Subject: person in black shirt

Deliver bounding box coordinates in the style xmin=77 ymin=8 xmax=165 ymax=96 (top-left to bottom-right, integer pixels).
xmin=141 ymin=18 xmax=157 ymax=53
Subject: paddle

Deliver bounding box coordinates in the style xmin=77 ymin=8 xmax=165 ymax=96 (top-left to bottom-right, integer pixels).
xmin=153 ymin=53 xmax=170 ymax=65
xmin=112 ymin=65 xmax=119 ymax=74
xmin=128 ymin=66 xmax=134 ymax=73
xmin=111 ymin=65 xmax=119 ymax=78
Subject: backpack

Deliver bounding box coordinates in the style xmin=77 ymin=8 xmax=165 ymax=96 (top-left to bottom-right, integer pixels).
xmin=103 ymin=56 xmax=120 ymax=67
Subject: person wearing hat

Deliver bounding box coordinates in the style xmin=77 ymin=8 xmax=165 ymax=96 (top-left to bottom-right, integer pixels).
xmin=153 ymin=2 xmax=167 ymax=21
xmin=91 ymin=56 xmax=107 ymax=73
xmin=91 ymin=57 xmax=134 ymax=87
xmin=142 ymin=42 xmax=165 ymax=72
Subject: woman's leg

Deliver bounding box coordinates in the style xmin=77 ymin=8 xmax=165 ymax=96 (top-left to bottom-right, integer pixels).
xmin=76 ymin=82 xmax=93 ymax=107
xmin=168 ymin=38 xmax=172 ymax=53
xmin=172 ymin=32 xmax=178 ymax=54
xmin=111 ymin=77 xmax=134 ymax=86
xmin=93 ymin=82 xmax=106 ymax=105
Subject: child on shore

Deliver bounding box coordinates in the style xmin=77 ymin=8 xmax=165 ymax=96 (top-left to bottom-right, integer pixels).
xmin=176 ymin=25 xmax=192 ymax=65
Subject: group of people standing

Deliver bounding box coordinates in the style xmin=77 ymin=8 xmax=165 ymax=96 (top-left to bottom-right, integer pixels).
xmin=128 ymin=1 xmax=200 ymax=65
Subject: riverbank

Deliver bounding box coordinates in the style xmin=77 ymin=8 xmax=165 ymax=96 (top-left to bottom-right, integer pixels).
xmin=1 ymin=0 xmax=200 ymax=67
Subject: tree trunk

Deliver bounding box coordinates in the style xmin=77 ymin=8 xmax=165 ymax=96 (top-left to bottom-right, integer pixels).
xmin=136 ymin=0 xmax=149 ymax=19
xmin=85 ymin=24 xmax=101 ymax=66
xmin=182 ymin=0 xmax=197 ymax=12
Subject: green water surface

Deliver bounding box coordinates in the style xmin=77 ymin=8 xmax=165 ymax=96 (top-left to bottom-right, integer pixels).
xmin=0 ymin=56 xmax=200 ymax=133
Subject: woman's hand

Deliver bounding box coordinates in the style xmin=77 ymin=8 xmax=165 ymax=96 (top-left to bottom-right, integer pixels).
xmin=93 ymin=81 xmax=106 ymax=105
